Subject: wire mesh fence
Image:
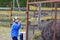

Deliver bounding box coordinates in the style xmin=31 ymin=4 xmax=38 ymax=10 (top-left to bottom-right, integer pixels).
xmin=27 ymin=1 xmax=60 ymax=40
xmin=0 ymin=2 xmax=26 ymax=27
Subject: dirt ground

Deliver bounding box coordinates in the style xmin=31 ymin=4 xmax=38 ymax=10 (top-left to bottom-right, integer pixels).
xmin=0 ymin=27 xmax=11 ymax=40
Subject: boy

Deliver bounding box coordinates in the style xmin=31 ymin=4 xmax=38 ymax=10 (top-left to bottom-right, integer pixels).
xmin=11 ymin=17 xmax=21 ymax=40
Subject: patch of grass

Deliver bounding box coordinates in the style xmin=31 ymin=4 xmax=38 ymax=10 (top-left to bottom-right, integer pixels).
xmin=0 ymin=11 xmax=34 ymax=14
xmin=0 ymin=24 xmax=10 ymax=28
xmin=0 ymin=20 xmax=10 ymax=22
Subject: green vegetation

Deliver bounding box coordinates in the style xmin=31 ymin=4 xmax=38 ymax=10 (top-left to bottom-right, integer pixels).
xmin=0 ymin=0 xmax=44 ymax=7
xmin=0 ymin=0 xmax=60 ymax=7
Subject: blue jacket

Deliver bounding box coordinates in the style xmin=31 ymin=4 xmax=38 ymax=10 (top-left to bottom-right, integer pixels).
xmin=11 ymin=22 xmax=21 ymax=37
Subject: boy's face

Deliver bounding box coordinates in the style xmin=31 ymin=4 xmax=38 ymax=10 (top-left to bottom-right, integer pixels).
xmin=15 ymin=19 xmax=19 ymax=23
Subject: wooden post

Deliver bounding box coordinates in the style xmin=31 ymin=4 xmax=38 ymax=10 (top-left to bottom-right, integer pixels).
xmin=10 ymin=2 xmax=12 ymax=26
xmin=26 ymin=0 xmax=29 ymax=40
xmin=34 ymin=0 xmax=36 ymax=17
xmin=53 ymin=2 xmax=57 ymax=40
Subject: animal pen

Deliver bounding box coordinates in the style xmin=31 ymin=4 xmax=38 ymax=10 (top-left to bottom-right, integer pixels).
xmin=0 ymin=0 xmax=26 ymax=27
xmin=0 ymin=2 xmax=12 ymax=26
xmin=26 ymin=0 xmax=60 ymax=40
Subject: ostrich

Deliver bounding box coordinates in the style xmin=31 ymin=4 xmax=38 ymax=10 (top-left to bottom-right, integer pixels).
xmin=41 ymin=20 xmax=60 ymax=40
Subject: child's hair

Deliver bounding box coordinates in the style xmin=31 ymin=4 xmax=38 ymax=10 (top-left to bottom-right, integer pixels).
xmin=13 ymin=17 xmax=20 ymax=22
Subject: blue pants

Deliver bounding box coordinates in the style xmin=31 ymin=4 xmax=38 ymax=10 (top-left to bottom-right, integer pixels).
xmin=12 ymin=37 xmax=18 ymax=40
xmin=20 ymin=33 xmax=23 ymax=40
